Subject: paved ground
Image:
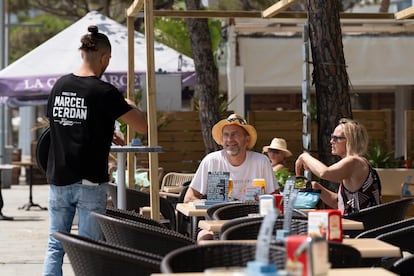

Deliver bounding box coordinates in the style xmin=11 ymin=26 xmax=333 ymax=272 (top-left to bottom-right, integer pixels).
xmin=0 ymin=184 xmax=75 ymax=276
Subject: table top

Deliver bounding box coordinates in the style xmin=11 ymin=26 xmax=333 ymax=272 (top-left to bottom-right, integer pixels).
xmin=198 ymin=218 xmax=363 ymax=232
xmin=176 ymin=203 xmax=208 ymax=217
xmin=0 ymin=164 xmax=16 ymax=170
xmin=110 ymin=145 xmax=163 ymax=153
xmin=12 ymin=161 xmax=35 ymax=167
xmin=151 ymin=267 xmax=396 ymax=276
xmin=177 ymin=203 xmax=363 ymax=231
xmin=197 ymin=238 xmax=400 ymax=258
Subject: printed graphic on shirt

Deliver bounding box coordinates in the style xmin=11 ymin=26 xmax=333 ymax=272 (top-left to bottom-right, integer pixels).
xmin=52 ymin=91 xmax=87 ymax=126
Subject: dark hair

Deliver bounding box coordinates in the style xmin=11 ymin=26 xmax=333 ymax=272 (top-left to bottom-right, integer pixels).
xmin=79 ymin=25 xmax=111 ymax=52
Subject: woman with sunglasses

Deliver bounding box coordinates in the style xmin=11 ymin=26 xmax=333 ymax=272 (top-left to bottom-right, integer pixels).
xmin=295 ymin=118 xmax=381 ymax=215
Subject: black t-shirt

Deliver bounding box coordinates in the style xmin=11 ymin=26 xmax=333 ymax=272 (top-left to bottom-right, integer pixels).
xmin=46 ymin=74 xmax=132 ymax=185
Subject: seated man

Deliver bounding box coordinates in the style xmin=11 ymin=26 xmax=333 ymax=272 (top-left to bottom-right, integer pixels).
xmin=184 ymin=113 xmax=279 ymax=203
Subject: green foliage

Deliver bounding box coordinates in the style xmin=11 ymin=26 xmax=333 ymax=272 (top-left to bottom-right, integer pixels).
xmin=365 ymin=142 xmax=401 ymax=168
xmin=274 ymin=167 xmax=293 ymax=189
xmin=9 ymin=14 xmax=70 ymax=63
xmin=154 ymin=17 xmax=222 ymax=59
xmin=191 ymin=92 xmax=233 ymax=119
xmin=154 ymin=18 xmax=192 ymax=58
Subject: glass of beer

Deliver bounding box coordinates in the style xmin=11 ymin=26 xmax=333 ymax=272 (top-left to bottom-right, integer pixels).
xmin=228 ymin=178 xmax=233 ymax=199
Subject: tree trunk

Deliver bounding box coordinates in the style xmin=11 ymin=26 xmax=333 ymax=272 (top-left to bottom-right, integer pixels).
xmin=379 ymin=0 xmax=390 ymax=13
xmin=185 ymin=0 xmax=221 ymax=154
xmin=307 ymin=0 xmax=352 ymax=182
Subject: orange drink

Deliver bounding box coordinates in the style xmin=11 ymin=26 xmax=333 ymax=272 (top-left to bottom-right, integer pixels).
xmin=252 ymin=178 xmax=266 ymax=194
xmin=228 ymin=178 xmax=233 ymax=198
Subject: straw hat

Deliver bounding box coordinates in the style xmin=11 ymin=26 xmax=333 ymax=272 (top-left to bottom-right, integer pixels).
xmin=262 ymin=138 xmax=292 ymax=157
xmin=212 ymin=114 xmax=257 ymax=150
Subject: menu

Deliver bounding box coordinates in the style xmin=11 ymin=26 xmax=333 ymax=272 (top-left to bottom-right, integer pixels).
xmin=206 ymin=171 xmax=230 ymax=203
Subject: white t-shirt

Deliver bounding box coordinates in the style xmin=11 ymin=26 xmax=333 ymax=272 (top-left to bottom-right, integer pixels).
xmin=189 ymin=150 xmax=279 ymax=201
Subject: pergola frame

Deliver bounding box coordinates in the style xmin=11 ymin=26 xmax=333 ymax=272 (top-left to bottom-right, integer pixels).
xmin=125 ymin=0 xmax=414 ymax=220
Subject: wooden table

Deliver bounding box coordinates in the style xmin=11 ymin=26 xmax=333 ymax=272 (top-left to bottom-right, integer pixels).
xmin=152 ymin=267 xmax=396 ymax=276
xmin=176 ymin=203 xmax=209 ymax=217
xmin=197 ymin=238 xmax=401 ymax=259
xmin=198 ymin=218 xmax=363 ymax=233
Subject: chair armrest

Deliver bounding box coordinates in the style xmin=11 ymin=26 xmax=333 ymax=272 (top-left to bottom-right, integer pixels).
xmin=160 ymin=191 xmax=181 ymax=199
xmin=163 ymin=186 xmax=184 ymax=193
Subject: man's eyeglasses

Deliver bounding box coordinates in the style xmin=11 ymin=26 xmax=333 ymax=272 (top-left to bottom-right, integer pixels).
xmin=227 ymin=117 xmax=247 ymax=125
xmin=331 ymin=135 xmax=346 ymax=142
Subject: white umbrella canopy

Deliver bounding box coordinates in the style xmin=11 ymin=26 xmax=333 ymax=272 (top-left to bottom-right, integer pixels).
xmin=0 ymin=11 xmax=194 ymax=103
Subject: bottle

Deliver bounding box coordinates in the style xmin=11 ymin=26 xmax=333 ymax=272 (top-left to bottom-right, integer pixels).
xmin=112 ymin=121 xmax=124 ymax=145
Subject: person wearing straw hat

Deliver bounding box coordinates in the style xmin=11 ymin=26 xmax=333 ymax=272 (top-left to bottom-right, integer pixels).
xmin=184 ymin=114 xmax=278 ymax=203
xmin=263 ymin=138 xmax=292 ymax=172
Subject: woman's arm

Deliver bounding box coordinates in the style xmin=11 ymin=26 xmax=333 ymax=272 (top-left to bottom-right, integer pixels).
xmin=295 ymin=152 xmax=362 ymax=184
xmin=312 ymin=181 xmax=338 ymax=209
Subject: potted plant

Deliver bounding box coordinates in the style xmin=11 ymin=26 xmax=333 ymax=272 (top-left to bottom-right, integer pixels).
xmin=366 ymin=142 xmax=413 ymax=197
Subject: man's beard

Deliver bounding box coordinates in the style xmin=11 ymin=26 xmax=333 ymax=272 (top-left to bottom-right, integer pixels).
xmin=226 ymin=147 xmax=240 ymax=156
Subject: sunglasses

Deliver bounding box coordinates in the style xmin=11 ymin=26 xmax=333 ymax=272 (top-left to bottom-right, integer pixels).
xmin=227 ymin=117 xmax=247 ymax=125
xmin=331 ymin=135 xmax=346 ymax=142
xmin=268 ymin=148 xmax=282 ymax=154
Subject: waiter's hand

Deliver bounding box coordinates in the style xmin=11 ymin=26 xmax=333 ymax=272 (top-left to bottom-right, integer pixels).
xmin=112 ymin=132 xmax=126 ymax=146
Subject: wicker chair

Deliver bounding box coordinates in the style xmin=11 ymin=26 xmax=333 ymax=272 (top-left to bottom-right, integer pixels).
xmin=390 ymin=254 xmax=414 ymax=276
xmin=159 ymin=172 xmax=195 ymax=199
xmin=52 ymin=231 xmax=162 ymax=276
xmin=220 ymin=217 xmax=308 ymax=240
xmin=376 ymin=225 xmax=414 ymax=255
xmin=105 ymin=206 xmax=167 ymax=228
xmin=212 ymin=202 xmax=260 ymax=220
xmin=206 ymin=202 xmax=243 ymax=219
xmin=219 ymin=216 xmax=264 ymax=237
xmin=92 ymin=212 xmax=195 ymax=256
xmin=355 ymin=217 xmax=414 ymax=238
xmin=160 ymin=243 xmax=286 ymax=273
xmin=328 ymin=241 xmax=361 ymax=268
xmin=107 ymin=182 xmax=177 ymax=231
xmin=343 ymin=198 xmax=414 ymax=236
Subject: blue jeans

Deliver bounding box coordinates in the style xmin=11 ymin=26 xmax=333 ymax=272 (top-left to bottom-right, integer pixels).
xmin=42 ymin=182 xmax=108 ymax=276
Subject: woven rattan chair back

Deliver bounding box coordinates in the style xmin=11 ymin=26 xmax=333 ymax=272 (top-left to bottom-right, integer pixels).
xmin=343 ymin=198 xmax=414 ymax=232
xmin=390 ymin=254 xmax=414 ymax=276
xmin=206 ymin=202 xmax=244 ymax=219
xmin=376 ymin=225 xmax=414 ymax=255
xmin=160 ymin=243 xmax=286 ymax=273
xmin=212 ymin=202 xmax=259 ymax=220
xmin=220 ymin=218 xmax=308 ymax=240
xmin=328 ymin=241 xmax=361 ymax=268
xmin=108 ymin=182 xmax=177 ymax=230
xmin=52 ymin=231 xmax=162 ymax=276
xmin=92 ymin=212 xmax=194 ymax=256
xmin=160 ymin=172 xmax=195 ymax=193
xmin=355 ymin=216 xmax=414 ymax=238
xmin=105 ymin=206 xmax=167 ymax=228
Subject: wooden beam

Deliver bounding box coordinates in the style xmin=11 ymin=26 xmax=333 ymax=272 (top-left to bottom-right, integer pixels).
xmin=144 ymin=0 xmax=161 ymax=221
xmin=262 ymin=0 xmax=301 ymax=18
xmin=153 ymin=10 xmax=262 ymax=18
xmin=152 ymin=10 xmax=395 ymax=20
xmin=126 ymin=15 xmax=135 ymax=189
xmin=127 ymin=0 xmax=144 ymax=17
xmin=235 ymin=24 xmax=414 ymax=34
xmin=395 ymin=6 xmax=414 ymax=20
xmin=341 ymin=12 xmax=394 ymax=20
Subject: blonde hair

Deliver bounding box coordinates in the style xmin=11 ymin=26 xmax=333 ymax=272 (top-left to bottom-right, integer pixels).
xmin=339 ymin=118 xmax=368 ymax=156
